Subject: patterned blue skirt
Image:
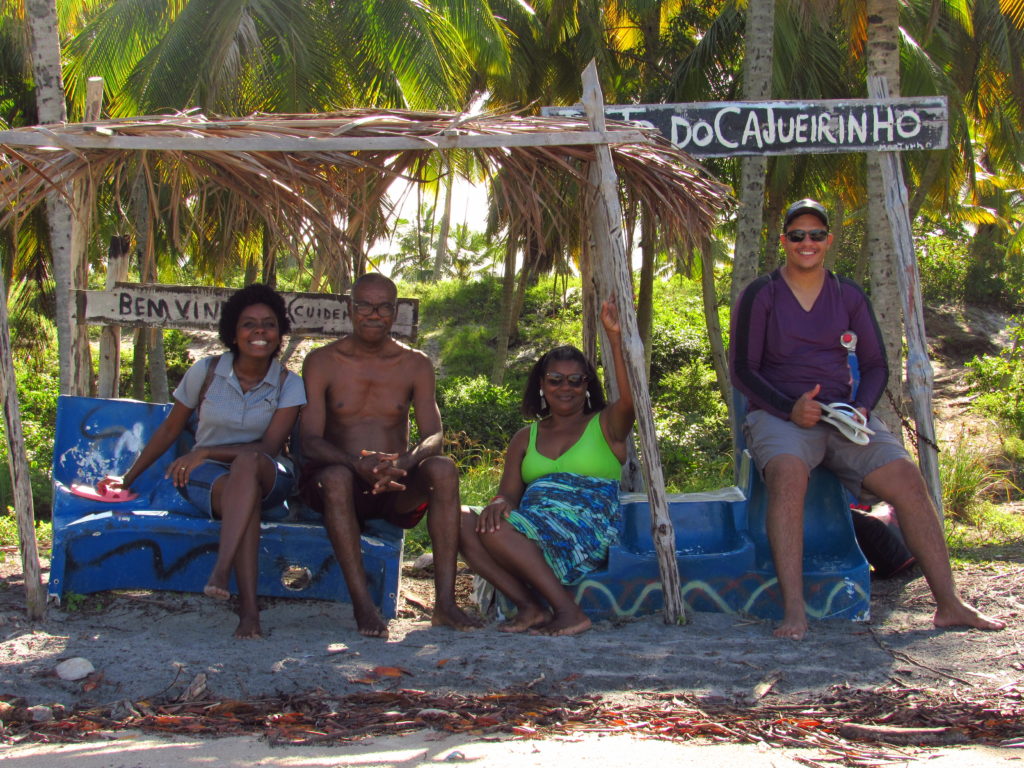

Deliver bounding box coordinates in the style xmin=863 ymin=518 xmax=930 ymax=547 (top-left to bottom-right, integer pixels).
xmin=506 ymin=472 xmax=621 ymax=585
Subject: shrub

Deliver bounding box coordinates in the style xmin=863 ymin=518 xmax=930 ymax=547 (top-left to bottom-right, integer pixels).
xmin=438 ymin=376 xmax=524 ymax=454
xmin=966 ymin=317 xmax=1024 ymax=434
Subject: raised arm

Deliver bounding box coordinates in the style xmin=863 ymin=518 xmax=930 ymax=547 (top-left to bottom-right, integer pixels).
xmin=599 ymin=295 xmax=636 ymax=446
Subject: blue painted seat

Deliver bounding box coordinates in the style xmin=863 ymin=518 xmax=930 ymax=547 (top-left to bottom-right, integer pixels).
xmin=729 ymin=391 xmax=870 ymax=621
xmin=533 ymin=392 xmax=870 ymax=623
xmin=49 ymin=395 xmax=403 ymax=616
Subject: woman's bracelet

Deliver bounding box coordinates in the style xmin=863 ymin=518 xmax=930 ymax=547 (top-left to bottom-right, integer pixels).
xmin=489 ymin=494 xmax=508 ymax=505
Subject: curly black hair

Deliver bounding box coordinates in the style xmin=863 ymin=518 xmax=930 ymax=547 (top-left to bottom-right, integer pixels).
xmin=521 ymin=345 xmax=606 ymax=419
xmin=217 ymin=283 xmax=291 ymax=356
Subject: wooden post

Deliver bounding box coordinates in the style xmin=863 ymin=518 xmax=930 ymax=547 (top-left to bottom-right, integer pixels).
xmin=0 ymin=267 xmax=45 ymax=619
xmin=97 ymin=235 xmax=130 ymax=397
xmin=867 ymin=75 xmax=943 ymax=519
xmin=70 ymin=77 xmax=105 ymax=396
xmin=581 ymin=61 xmax=686 ymax=624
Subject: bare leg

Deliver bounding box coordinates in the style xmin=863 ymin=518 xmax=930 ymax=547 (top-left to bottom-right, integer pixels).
xmin=416 ymin=456 xmax=483 ymax=630
xmin=764 ymin=455 xmax=810 ymax=640
xmin=863 ymin=459 xmax=1005 ymax=630
xmin=459 ymin=511 xmax=549 ymax=632
xmin=206 ymin=452 xmax=275 ymax=602
xmin=479 ymin=524 xmax=590 ymax=637
xmin=315 ymin=465 xmax=389 ymax=638
xmin=232 ymin=510 xmax=263 ymax=638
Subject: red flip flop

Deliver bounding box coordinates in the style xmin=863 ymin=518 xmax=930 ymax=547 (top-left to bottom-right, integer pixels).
xmin=69 ymin=482 xmax=139 ymax=503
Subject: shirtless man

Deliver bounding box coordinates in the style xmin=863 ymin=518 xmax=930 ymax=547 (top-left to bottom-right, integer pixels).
xmin=300 ymin=273 xmax=482 ymax=637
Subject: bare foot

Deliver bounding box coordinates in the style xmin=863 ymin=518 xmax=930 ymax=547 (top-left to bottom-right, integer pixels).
xmin=498 ymin=604 xmax=551 ymax=634
xmin=773 ymin=614 xmax=807 ymax=640
xmin=432 ymin=602 xmax=484 ymax=631
xmin=204 ymin=583 xmax=230 ymax=601
xmin=354 ymin=603 xmax=390 ymax=639
xmin=934 ymin=600 xmax=1006 ymax=631
xmin=234 ymin=614 xmax=263 ymax=639
xmin=529 ymin=607 xmax=591 ymax=637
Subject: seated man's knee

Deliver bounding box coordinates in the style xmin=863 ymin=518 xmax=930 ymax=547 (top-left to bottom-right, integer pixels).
xmin=419 ymin=455 xmax=458 ymax=487
xmin=764 ymin=454 xmax=809 ymax=486
xmin=316 ymin=465 xmax=357 ymax=504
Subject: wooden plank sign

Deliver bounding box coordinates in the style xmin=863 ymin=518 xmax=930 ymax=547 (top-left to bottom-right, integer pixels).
xmin=76 ymin=283 xmax=419 ymax=340
xmin=542 ymin=96 xmax=948 ymax=158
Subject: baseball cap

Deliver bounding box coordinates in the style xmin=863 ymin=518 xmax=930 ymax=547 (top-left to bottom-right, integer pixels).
xmin=783 ymin=199 xmax=829 ymax=230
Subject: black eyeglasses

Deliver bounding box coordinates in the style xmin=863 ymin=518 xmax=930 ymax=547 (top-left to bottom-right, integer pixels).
xmin=784 ymin=229 xmax=829 ymax=243
xmin=544 ymin=373 xmax=589 ymax=388
xmin=352 ymin=300 xmax=396 ymax=317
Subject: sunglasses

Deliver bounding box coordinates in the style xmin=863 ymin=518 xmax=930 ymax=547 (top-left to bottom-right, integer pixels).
xmin=544 ymin=373 xmax=589 ymax=388
xmin=784 ymin=229 xmax=829 ymax=243
xmin=352 ymin=300 xmax=396 ymax=317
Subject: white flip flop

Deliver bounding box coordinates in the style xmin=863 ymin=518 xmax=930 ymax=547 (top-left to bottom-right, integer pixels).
xmin=819 ymin=402 xmax=875 ymax=445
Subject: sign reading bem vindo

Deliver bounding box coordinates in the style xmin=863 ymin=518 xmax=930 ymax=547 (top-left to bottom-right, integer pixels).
xmin=542 ymin=96 xmax=947 ymax=158
xmin=76 ymin=283 xmax=419 ymax=339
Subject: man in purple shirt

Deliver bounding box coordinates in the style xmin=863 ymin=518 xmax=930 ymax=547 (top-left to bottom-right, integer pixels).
xmin=730 ymin=199 xmax=1004 ymax=640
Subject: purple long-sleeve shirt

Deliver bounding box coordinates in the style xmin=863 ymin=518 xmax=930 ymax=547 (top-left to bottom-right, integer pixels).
xmin=729 ymin=268 xmax=888 ymax=421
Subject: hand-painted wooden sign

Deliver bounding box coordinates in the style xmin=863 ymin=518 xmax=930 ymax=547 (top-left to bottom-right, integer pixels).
xmin=75 ymin=283 xmax=419 ymax=339
xmin=542 ymin=97 xmax=948 ymax=158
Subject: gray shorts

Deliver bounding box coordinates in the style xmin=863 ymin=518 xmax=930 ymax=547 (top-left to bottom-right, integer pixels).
xmin=742 ymin=409 xmax=910 ymax=502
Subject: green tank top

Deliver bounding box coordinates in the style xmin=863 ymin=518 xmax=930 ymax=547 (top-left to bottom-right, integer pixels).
xmin=521 ymin=414 xmax=623 ymax=484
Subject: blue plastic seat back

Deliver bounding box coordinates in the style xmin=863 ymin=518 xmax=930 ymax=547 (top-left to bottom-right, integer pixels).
xmin=52 ymin=395 xmax=190 ymax=521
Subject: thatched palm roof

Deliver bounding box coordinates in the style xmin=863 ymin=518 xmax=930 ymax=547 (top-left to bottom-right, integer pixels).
xmin=0 ymin=109 xmax=732 ymax=271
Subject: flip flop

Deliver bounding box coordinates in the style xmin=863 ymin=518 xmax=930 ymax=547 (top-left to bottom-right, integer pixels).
xmin=69 ymin=482 xmax=139 ymax=503
xmin=820 ymin=402 xmax=875 ymax=445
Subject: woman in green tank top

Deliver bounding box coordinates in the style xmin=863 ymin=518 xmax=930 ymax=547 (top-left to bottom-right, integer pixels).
xmin=459 ymin=296 xmax=635 ymax=637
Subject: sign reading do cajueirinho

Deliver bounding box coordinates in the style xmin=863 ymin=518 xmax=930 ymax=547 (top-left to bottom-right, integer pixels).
xmin=542 ymin=96 xmax=947 ymax=158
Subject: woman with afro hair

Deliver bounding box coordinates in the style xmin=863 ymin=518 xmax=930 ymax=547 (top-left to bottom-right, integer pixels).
xmin=100 ymin=284 xmax=305 ymax=638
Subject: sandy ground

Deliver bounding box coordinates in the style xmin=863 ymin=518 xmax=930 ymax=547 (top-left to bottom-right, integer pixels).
xmin=0 ymin=559 xmax=1022 ymax=764
xmin=0 ymin=560 xmax=1020 ymax=711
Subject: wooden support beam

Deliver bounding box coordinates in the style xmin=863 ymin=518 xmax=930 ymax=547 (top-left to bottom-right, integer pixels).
xmin=0 ymin=268 xmax=45 ymax=619
xmin=581 ymin=61 xmax=686 ymax=625
xmin=0 ymin=128 xmax=649 ymax=153
xmin=868 ymin=75 xmax=943 ymax=519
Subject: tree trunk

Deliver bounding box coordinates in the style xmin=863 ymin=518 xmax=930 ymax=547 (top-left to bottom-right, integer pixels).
xmin=132 ymin=327 xmax=148 ymax=400
xmin=730 ymin=0 xmax=775 ymax=305
xmin=26 ymin=0 xmax=81 ymax=397
xmin=582 ymin=62 xmax=684 ymax=625
xmin=868 ymin=75 xmax=944 ymax=518
xmin=432 ymin=168 xmax=454 ymax=281
xmin=866 ymin=0 xmax=905 ymax=439
xmin=637 ymin=208 xmax=655 ymax=376
xmin=699 ymin=242 xmax=731 ymax=415
xmin=98 ymin=235 xmax=130 ymax=397
xmin=0 ymin=267 xmax=45 ymax=619
xmin=490 ymin=241 xmax=518 ymax=385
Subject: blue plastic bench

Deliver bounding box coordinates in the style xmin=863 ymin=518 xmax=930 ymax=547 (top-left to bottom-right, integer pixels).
xmin=48 ymin=395 xmax=404 ymax=616
xmin=546 ymin=391 xmax=870 ymax=622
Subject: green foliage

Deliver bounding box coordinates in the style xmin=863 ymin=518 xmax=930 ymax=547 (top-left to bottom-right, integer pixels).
xmin=939 ymin=437 xmax=1017 ymax=524
xmin=0 ymin=508 xmax=51 ymax=554
xmin=946 ymin=503 xmax=1024 ymax=563
xmin=966 ymin=317 xmax=1024 ymax=434
xmin=438 ymin=325 xmax=494 ymax=378
xmin=916 ymin=224 xmax=972 ymax=305
xmin=117 ymin=328 xmax=197 ymax=400
xmin=438 ymin=376 xmax=524 ymax=452
xmin=0 ymin=345 xmax=60 ymax=514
